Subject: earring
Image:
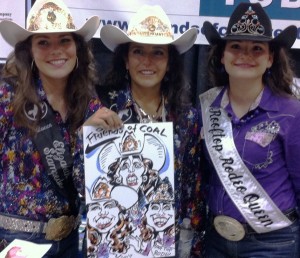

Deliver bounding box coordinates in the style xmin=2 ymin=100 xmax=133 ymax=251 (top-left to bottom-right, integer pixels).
xmin=31 ymin=60 xmax=35 ymax=71
xmin=266 ymin=68 xmax=271 ymax=76
xmin=75 ymin=57 xmax=78 ymax=70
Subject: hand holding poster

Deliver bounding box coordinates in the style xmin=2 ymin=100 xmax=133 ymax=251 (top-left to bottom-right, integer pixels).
xmin=83 ymin=122 xmax=175 ymax=257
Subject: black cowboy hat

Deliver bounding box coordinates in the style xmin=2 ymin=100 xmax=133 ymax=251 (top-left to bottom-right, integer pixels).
xmin=203 ymin=2 xmax=297 ymax=49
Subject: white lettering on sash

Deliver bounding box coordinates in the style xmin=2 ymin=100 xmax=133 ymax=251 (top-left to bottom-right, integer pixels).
xmin=200 ymin=87 xmax=291 ymax=233
xmin=44 ymin=140 xmax=69 ymax=188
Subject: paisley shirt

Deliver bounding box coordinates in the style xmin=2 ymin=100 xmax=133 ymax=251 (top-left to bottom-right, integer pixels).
xmin=99 ymin=88 xmax=204 ymax=232
xmin=200 ymin=86 xmax=300 ymax=223
xmin=0 ymin=81 xmax=102 ymax=221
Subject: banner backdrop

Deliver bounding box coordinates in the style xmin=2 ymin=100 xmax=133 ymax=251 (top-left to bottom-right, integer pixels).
xmin=64 ymin=0 xmax=300 ymax=48
xmin=0 ymin=0 xmax=27 ymax=61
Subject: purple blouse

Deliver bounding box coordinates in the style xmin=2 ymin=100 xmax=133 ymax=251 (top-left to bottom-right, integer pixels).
xmin=0 ymin=81 xmax=102 ymax=221
xmin=201 ymin=86 xmax=300 ymax=223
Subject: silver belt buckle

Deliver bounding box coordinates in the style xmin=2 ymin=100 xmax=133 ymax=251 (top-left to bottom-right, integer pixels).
xmin=213 ymin=215 xmax=245 ymax=241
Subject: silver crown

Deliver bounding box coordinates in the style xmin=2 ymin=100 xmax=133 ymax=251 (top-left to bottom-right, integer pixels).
xmin=230 ymin=6 xmax=265 ymax=35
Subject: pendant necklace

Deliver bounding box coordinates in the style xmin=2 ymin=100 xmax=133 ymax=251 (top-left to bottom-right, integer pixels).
xmin=133 ymin=95 xmax=166 ymax=123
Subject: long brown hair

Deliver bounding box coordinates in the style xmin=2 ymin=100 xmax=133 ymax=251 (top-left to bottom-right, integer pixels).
xmin=1 ymin=33 xmax=98 ymax=134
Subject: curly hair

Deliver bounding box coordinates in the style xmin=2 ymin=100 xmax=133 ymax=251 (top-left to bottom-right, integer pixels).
xmin=206 ymin=42 xmax=296 ymax=96
xmin=1 ymin=33 xmax=98 ymax=134
xmin=99 ymin=43 xmax=192 ymax=121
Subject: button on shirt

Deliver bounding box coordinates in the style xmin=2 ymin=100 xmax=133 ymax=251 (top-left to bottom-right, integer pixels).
xmin=100 ymin=88 xmax=204 ymax=228
xmin=0 ymin=81 xmax=102 ymax=221
xmin=201 ymin=86 xmax=300 ymax=223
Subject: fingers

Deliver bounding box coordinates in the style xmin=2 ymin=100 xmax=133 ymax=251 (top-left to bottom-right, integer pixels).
xmin=84 ymin=107 xmax=123 ymax=130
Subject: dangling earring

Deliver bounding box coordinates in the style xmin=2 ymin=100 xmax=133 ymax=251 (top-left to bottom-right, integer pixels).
xmin=74 ymin=57 xmax=78 ymax=70
xmin=266 ymin=68 xmax=271 ymax=76
xmin=31 ymin=59 xmax=35 ymax=71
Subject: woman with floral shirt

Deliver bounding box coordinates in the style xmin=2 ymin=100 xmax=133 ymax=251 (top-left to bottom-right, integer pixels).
xmin=97 ymin=4 xmax=205 ymax=257
xmin=0 ymin=0 xmax=122 ymax=257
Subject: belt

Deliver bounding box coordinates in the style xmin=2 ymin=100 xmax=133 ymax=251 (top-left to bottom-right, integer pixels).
xmin=211 ymin=208 xmax=298 ymax=235
xmin=0 ymin=213 xmax=81 ymax=241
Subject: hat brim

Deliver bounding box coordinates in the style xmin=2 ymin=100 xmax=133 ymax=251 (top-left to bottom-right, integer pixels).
xmin=203 ymin=21 xmax=297 ymax=49
xmin=0 ymin=16 xmax=100 ymax=47
xmin=100 ymin=24 xmax=197 ymax=54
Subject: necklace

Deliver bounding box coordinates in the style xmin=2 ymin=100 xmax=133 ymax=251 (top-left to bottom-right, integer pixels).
xmin=133 ymin=95 xmax=166 ymax=123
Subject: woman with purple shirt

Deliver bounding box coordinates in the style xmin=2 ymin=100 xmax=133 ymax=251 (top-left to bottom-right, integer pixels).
xmin=199 ymin=2 xmax=300 ymax=257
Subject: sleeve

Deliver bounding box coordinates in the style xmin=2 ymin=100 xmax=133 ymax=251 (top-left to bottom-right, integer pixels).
xmin=284 ymin=107 xmax=300 ymax=208
xmin=72 ymin=98 xmax=103 ymax=196
xmin=0 ymin=83 xmax=13 ymax=143
xmin=181 ymin=108 xmax=206 ymax=257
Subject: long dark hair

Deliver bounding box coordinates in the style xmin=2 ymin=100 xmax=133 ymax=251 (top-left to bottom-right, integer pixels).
xmin=99 ymin=43 xmax=192 ymax=120
xmin=1 ymin=33 xmax=98 ymax=134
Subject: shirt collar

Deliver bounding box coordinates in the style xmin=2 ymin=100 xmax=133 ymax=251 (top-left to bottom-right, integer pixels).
xmin=211 ymin=85 xmax=279 ymax=112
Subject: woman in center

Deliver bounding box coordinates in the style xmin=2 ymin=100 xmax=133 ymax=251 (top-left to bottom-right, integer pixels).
xmin=97 ymin=4 xmax=205 ymax=256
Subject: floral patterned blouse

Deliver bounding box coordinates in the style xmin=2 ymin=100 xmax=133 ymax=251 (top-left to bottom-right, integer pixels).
xmin=0 ymin=80 xmax=102 ymax=221
xmin=98 ymin=88 xmax=205 ymax=254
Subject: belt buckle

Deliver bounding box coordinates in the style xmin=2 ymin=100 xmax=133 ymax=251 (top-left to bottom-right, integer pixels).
xmin=45 ymin=215 xmax=75 ymax=241
xmin=213 ymin=215 xmax=245 ymax=241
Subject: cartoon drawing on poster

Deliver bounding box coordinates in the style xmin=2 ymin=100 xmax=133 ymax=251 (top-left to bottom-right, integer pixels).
xmin=83 ymin=123 xmax=175 ymax=258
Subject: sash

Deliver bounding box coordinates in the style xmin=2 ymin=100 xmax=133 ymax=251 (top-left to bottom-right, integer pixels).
xmin=199 ymin=87 xmax=292 ymax=233
xmin=24 ymin=101 xmax=79 ymax=214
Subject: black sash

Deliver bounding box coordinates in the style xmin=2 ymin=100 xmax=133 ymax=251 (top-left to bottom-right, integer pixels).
xmin=25 ymin=101 xmax=79 ymax=214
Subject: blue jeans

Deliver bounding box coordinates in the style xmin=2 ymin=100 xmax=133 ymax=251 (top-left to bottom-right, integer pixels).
xmin=0 ymin=227 xmax=80 ymax=258
xmin=205 ymin=220 xmax=300 ymax=258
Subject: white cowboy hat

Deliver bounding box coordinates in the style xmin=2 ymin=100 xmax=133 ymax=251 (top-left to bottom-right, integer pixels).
xmin=98 ymin=132 xmax=166 ymax=174
xmin=0 ymin=0 xmax=100 ymax=47
xmin=86 ymin=176 xmax=138 ymax=209
xmin=100 ymin=4 xmax=197 ymax=54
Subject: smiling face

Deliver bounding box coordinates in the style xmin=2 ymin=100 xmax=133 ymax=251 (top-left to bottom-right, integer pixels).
xmin=126 ymin=43 xmax=169 ymax=92
xmin=221 ymin=40 xmax=273 ymax=82
xmin=145 ymin=201 xmax=174 ymax=231
xmin=31 ymin=32 xmax=77 ymax=83
xmin=87 ymin=200 xmax=120 ymax=233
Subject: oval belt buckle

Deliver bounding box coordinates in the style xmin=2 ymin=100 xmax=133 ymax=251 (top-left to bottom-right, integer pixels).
xmin=213 ymin=215 xmax=245 ymax=241
xmin=45 ymin=215 xmax=75 ymax=241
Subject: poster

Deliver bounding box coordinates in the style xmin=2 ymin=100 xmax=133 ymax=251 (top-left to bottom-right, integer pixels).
xmin=0 ymin=0 xmax=28 ymax=61
xmin=83 ymin=122 xmax=175 ymax=257
xmin=0 ymin=239 xmax=51 ymax=258
xmin=63 ymin=0 xmax=300 ymax=48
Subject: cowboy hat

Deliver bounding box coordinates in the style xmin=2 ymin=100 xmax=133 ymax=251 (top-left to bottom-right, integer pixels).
xmin=100 ymin=4 xmax=198 ymax=54
xmin=86 ymin=176 xmax=138 ymax=209
xmin=0 ymin=0 xmax=100 ymax=47
xmin=203 ymin=2 xmax=297 ymax=49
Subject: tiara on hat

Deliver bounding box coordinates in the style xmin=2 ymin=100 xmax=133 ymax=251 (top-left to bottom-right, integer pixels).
xmin=203 ymin=2 xmax=297 ymax=49
xmin=231 ymin=6 xmax=265 ymax=36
